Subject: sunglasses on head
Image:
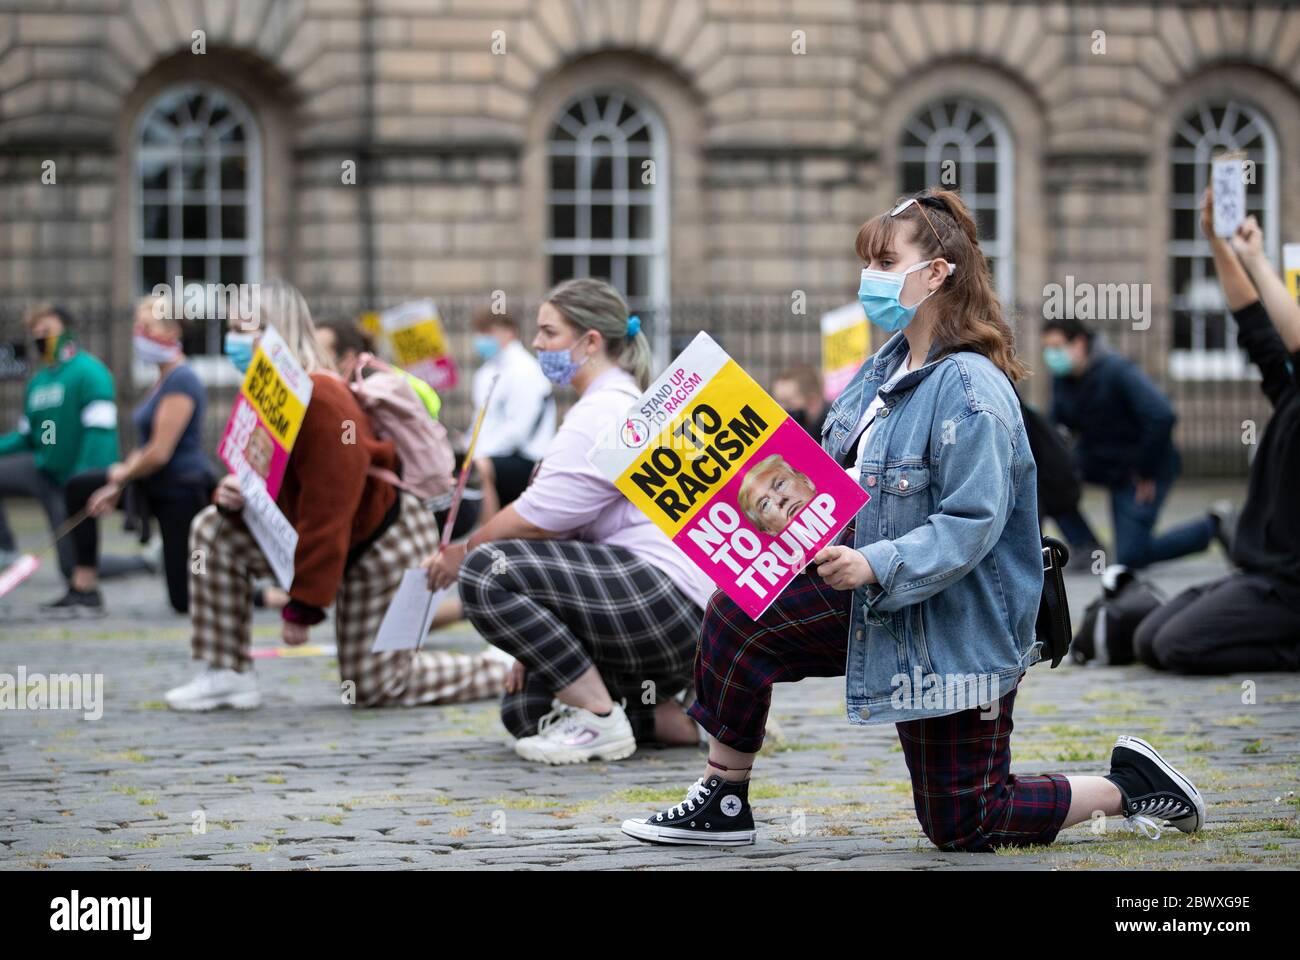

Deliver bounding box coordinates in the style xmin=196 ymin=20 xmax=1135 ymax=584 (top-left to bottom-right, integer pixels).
xmin=889 ymin=196 xmax=949 ymax=257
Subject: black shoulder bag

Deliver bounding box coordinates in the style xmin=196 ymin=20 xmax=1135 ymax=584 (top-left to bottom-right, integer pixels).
xmin=1037 ymin=535 xmax=1072 ymax=667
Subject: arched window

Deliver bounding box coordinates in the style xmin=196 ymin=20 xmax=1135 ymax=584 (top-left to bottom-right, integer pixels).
xmin=899 ymin=98 xmax=1013 ymax=299
xmin=133 ymin=83 xmax=261 ymax=356
xmin=546 ymin=90 xmax=668 ymax=316
xmin=1169 ymin=98 xmax=1278 ymax=379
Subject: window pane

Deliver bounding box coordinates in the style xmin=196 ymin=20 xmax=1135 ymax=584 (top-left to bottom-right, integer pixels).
xmin=143 ymin=205 xmax=170 ymax=240
xmin=182 ymin=156 xmax=207 ymax=193
xmin=140 ymin=156 xmax=170 ymax=191
xmin=1172 ymin=311 xmax=1193 ymax=351
xmin=183 ymin=205 xmax=208 ymax=239
xmin=220 ymin=155 xmax=247 ymax=190
xmin=549 ymin=204 xmax=575 ymax=239
xmin=975 ymin=162 xmax=997 ymax=194
xmin=219 ymin=256 xmax=245 ymax=284
xmin=142 ymin=256 xmax=167 ymax=290
xmin=590 ymin=255 xmax=611 ymax=280
xmin=591 ymin=155 xmax=613 ymax=190
xmin=182 ymin=256 xmax=205 ymax=283
xmin=975 ymin=208 xmax=997 ymax=241
xmin=591 ymin=204 xmax=614 ymax=240
xmin=1173 ymin=257 xmax=1193 ymax=298
xmin=550 ymin=155 xmax=575 ymax=190
xmin=221 ymin=205 xmax=246 ymax=240
xmin=550 ymin=254 xmax=574 ymax=285
xmin=901 ymin=162 xmax=926 ymax=194
xmin=630 ymin=204 xmax=653 ymax=239
xmin=627 ymin=256 xmax=649 ymax=299
xmin=1173 ymin=162 xmax=1197 ymax=195
xmin=1205 ymin=313 xmax=1227 ymax=350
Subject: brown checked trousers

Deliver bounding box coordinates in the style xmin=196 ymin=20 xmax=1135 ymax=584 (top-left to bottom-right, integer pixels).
xmin=187 ymin=495 xmax=507 ymax=706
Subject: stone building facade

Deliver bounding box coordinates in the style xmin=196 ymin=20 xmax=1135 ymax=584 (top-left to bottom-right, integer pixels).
xmin=2 ymin=0 xmax=1298 ymax=471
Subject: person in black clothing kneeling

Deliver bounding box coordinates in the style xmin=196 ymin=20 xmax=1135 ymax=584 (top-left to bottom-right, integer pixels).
xmin=1135 ymin=199 xmax=1300 ymax=673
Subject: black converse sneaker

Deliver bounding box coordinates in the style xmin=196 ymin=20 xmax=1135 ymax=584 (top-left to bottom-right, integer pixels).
xmin=41 ymin=587 xmax=105 ymax=617
xmin=1105 ymin=735 xmax=1206 ymax=835
xmin=621 ymin=776 xmax=756 ymax=845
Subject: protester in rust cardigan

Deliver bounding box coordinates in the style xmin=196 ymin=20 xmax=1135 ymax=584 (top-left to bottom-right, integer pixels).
xmin=275 ymin=371 xmax=400 ymax=626
xmin=165 ymin=281 xmax=507 ymax=713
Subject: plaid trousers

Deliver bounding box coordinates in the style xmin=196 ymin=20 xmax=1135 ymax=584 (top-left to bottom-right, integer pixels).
xmin=188 ymin=496 xmax=506 ymax=707
xmin=458 ymin=538 xmax=703 ymax=742
xmin=689 ymin=571 xmax=1072 ymax=850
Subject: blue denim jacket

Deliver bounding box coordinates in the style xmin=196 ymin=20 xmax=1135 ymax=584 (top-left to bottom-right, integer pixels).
xmin=822 ymin=332 xmax=1043 ymax=725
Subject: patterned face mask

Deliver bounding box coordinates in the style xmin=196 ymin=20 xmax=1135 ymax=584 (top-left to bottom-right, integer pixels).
xmin=537 ymin=337 xmax=590 ymax=386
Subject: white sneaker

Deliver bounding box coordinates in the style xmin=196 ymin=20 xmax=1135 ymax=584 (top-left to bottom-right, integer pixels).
xmin=165 ymin=665 xmax=261 ymax=712
xmin=514 ymin=701 xmax=636 ymax=764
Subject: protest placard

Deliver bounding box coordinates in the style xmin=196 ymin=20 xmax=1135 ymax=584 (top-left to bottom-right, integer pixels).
xmin=237 ymin=464 xmax=298 ymax=591
xmin=1212 ymin=151 xmax=1247 ymax=238
xmin=1285 ymin=244 xmax=1300 ymax=304
xmin=380 ymin=300 xmax=458 ymax=392
xmin=589 ymin=333 xmax=869 ymax=619
xmin=217 ymin=326 xmax=313 ymax=500
xmin=821 ymin=301 xmax=870 ymax=402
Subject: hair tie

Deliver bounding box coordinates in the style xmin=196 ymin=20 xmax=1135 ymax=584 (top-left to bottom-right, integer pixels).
xmin=626 ymin=314 xmax=641 ymax=337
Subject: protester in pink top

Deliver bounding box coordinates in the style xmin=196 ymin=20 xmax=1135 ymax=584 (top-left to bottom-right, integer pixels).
xmin=424 ymin=278 xmax=712 ymax=765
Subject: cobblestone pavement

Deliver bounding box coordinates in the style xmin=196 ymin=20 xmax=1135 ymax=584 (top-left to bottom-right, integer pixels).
xmin=2 ymin=486 xmax=1298 ymax=870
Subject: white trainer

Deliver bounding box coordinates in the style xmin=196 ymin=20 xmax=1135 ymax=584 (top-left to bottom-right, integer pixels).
xmin=165 ymin=665 xmax=261 ymax=712
xmin=514 ymin=701 xmax=637 ymax=764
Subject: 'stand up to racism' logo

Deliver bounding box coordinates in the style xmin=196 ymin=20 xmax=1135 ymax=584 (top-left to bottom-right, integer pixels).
xmin=621 ymin=418 xmax=650 ymax=448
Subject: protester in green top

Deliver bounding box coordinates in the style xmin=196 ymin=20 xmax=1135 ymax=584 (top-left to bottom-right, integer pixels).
xmin=0 ymin=304 xmax=143 ymax=581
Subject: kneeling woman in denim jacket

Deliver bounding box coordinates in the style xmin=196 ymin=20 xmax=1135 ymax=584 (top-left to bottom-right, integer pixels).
xmin=622 ymin=189 xmax=1205 ymax=850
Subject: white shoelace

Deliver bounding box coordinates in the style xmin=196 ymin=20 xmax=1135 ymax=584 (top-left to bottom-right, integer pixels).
xmin=1119 ymin=815 xmax=1163 ymax=840
xmin=535 ymin=703 xmax=577 ymax=736
xmin=1120 ymin=796 xmax=1192 ymax=839
xmin=665 ymin=778 xmax=710 ymax=820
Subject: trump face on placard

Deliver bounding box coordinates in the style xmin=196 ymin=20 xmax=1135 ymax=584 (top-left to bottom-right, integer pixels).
xmin=737 ymin=454 xmax=817 ymax=536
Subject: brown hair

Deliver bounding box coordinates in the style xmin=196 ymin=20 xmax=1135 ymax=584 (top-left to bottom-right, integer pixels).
xmin=317 ymin=318 xmax=375 ymax=357
xmin=471 ymin=305 xmax=519 ymax=336
xmin=774 ymin=364 xmax=824 ymax=403
xmin=854 ymin=188 xmax=1028 ymax=381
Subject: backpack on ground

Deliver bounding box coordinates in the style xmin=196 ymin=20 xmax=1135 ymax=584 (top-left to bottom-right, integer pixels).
xmin=348 ymin=353 xmax=456 ymax=504
xmin=1070 ymin=565 xmax=1164 ymax=665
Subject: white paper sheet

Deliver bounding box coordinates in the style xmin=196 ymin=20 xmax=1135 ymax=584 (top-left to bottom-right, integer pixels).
xmin=1212 ymin=155 xmax=1246 ymax=238
xmin=238 ymin=466 xmax=298 ymax=591
xmin=372 ymin=569 xmax=454 ymax=652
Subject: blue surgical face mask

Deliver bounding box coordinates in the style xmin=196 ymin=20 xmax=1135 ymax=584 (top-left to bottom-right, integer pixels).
xmin=473 ymin=334 xmax=501 ymax=361
xmin=858 ymin=259 xmax=952 ymax=332
xmin=1043 ymin=346 xmax=1074 ymax=377
xmin=538 ymin=337 xmax=589 ymax=386
xmin=224 ymin=331 xmax=256 ymax=374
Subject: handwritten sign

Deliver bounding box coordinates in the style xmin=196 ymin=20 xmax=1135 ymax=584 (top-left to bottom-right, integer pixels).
xmin=381 ymin=300 xmax=458 ymax=392
xmin=821 ymin=302 xmax=870 ymax=402
xmin=238 ymin=465 xmax=298 ymax=591
xmin=1212 ymin=151 xmax=1247 ymax=238
xmin=218 ymin=326 xmax=312 ymax=499
xmin=590 ymin=333 xmax=869 ymax=620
